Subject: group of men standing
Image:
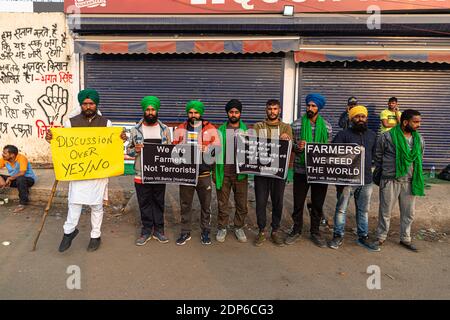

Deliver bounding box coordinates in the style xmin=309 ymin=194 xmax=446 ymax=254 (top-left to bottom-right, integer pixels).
xmin=2 ymin=88 xmax=424 ymax=254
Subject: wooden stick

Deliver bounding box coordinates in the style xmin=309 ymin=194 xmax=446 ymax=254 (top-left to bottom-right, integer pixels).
xmin=32 ymin=180 xmax=59 ymax=251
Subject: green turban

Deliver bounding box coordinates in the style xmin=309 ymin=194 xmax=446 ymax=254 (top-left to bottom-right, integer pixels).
xmin=186 ymin=100 xmax=205 ymax=116
xmin=140 ymin=96 xmax=161 ymax=112
xmin=78 ymin=89 xmax=99 ymax=106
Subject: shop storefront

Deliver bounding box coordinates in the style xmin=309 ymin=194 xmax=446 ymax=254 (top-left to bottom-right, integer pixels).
xmin=65 ymin=0 xmax=450 ymax=167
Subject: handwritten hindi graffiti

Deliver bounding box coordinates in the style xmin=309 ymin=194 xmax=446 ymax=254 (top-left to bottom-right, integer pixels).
xmin=0 ymin=13 xmax=73 ymax=162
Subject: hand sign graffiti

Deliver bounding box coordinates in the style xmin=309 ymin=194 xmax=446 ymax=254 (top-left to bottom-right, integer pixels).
xmin=38 ymin=84 xmax=69 ymax=125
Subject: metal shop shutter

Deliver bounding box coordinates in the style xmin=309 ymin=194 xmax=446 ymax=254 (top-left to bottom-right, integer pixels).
xmin=84 ymin=53 xmax=284 ymax=125
xmin=298 ymin=64 xmax=450 ymax=169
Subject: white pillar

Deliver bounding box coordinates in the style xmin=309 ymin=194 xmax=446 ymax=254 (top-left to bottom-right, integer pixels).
xmin=282 ymin=52 xmax=296 ymax=124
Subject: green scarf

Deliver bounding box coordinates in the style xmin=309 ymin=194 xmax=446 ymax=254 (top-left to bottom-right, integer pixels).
xmin=390 ymin=125 xmax=424 ymax=196
xmin=215 ymin=120 xmax=248 ymax=190
xmin=299 ymin=114 xmax=328 ymax=165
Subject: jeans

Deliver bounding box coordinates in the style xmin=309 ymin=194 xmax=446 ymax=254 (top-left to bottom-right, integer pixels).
xmin=333 ymin=184 xmax=373 ymax=238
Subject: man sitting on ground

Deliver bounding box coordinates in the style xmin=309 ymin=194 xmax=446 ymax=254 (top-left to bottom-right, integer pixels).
xmin=0 ymin=145 xmax=37 ymax=213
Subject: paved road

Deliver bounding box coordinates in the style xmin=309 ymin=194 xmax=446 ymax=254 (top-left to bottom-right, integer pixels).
xmin=0 ymin=202 xmax=449 ymax=300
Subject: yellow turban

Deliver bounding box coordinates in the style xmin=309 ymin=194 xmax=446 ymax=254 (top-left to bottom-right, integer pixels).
xmin=349 ymin=105 xmax=368 ymax=120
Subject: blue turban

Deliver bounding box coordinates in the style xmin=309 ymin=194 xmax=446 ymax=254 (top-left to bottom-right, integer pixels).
xmin=305 ymin=93 xmax=326 ymax=111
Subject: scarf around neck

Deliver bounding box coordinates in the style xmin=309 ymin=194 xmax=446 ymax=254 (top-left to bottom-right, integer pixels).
xmin=299 ymin=114 xmax=328 ymax=165
xmin=390 ymin=125 xmax=424 ymax=196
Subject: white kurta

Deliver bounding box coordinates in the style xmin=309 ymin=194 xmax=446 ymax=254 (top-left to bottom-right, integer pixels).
xmin=64 ymin=118 xmax=111 ymax=205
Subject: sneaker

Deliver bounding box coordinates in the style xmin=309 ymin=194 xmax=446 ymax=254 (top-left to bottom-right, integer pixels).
xmin=399 ymin=240 xmax=418 ymax=252
xmin=201 ymin=230 xmax=212 ymax=245
xmin=320 ymin=218 xmax=329 ymax=228
xmin=357 ymin=236 xmax=381 ymax=252
xmin=87 ymin=237 xmax=101 ymax=252
xmin=58 ymin=229 xmax=79 ymax=252
xmin=216 ymin=228 xmax=227 ymax=243
xmin=284 ymin=230 xmax=301 ymax=245
xmin=153 ymin=231 xmax=169 ymax=244
xmin=234 ymin=228 xmax=247 ymax=243
xmin=310 ymin=233 xmax=327 ymax=248
xmin=328 ymin=235 xmax=344 ymax=250
xmin=254 ymin=231 xmax=266 ymax=247
xmin=271 ymin=231 xmax=285 ymax=247
xmin=176 ymin=233 xmax=191 ymax=246
xmin=135 ymin=233 xmax=152 ymax=246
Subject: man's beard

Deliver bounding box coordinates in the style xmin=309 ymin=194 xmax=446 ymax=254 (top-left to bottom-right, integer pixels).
xmin=228 ymin=116 xmax=239 ymax=124
xmin=404 ymin=124 xmax=416 ymax=133
xmin=352 ymin=121 xmax=368 ymax=132
xmin=144 ymin=114 xmax=158 ymax=124
xmin=267 ymin=113 xmax=279 ymax=121
xmin=189 ymin=117 xmax=201 ymax=125
xmin=82 ymin=109 xmax=96 ymax=118
xmin=306 ymin=110 xmax=317 ymax=119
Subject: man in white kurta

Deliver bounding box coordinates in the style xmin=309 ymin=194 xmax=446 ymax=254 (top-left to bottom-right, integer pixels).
xmin=47 ymin=89 xmax=126 ymax=252
xmin=63 ymin=119 xmax=111 ymax=246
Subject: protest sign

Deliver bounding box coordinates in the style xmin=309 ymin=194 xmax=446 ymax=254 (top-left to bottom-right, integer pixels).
xmin=50 ymin=127 xmax=124 ymax=181
xmin=236 ymin=133 xmax=292 ymax=180
xmin=305 ymin=143 xmax=365 ymax=185
xmin=141 ymin=143 xmax=199 ymax=186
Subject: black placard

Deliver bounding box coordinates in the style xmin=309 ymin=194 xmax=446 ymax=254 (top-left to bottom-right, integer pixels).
xmin=236 ymin=133 xmax=292 ymax=180
xmin=141 ymin=143 xmax=199 ymax=186
xmin=305 ymin=142 xmax=365 ymax=185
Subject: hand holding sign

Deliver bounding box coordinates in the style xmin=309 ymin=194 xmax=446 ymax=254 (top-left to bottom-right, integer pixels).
xmin=298 ymin=140 xmax=306 ymax=151
xmin=135 ymin=144 xmax=144 ymax=153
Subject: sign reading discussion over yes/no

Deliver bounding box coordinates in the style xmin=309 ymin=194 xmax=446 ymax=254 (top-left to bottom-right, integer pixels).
xmin=236 ymin=133 xmax=292 ymax=180
xmin=305 ymin=143 xmax=365 ymax=186
xmin=50 ymin=127 xmax=124 ymax=181
xmin=141 ymin=143 xmax=199 ymax=186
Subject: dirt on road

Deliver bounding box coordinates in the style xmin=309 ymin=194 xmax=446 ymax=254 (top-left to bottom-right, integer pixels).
xmin=0 ymin=195 xmax=449 ymax=300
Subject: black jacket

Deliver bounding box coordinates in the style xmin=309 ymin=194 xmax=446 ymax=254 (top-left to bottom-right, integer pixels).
xmin=332 ymin=127 xmax=377 ymax=184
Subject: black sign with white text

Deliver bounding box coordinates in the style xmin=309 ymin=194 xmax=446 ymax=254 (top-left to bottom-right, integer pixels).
xmin=305 ymin=143 xmax=365 ymax=185
xmin=141 ymin=143 xmax=199 ymax=186
xmin=236 ymin=133 xmax=292 ymax=180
